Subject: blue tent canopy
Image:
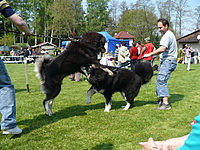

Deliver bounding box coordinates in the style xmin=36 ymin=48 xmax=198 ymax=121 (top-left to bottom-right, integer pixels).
xmin=61 ymin=32 xmax=130 ymax=54
xmin=98 ymin=31 xmax=130 ymax=54
xmin=61 ymin=41 xmax=69 ymax=48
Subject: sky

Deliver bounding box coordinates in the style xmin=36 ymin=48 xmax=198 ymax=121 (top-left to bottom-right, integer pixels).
xmin=123 ymin=0 xmax=200 ymax=36
xmin=82 ymin=0 xmax=200 ymax=36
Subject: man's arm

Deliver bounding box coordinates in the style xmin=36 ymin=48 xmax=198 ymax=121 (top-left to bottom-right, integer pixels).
xmin=143 ymin=46 xmax=166 ymax=58
xmin=0 ymin=0 xmax=31 ymax=36
xmin=7 ymin=13 xmax=31 ymax=36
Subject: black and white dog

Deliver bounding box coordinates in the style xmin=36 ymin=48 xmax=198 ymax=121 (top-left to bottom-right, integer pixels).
xmin=35 ymin=31 xmax=106 ymax=116
xmin=82 ymin=62 xmax=153 ymax=112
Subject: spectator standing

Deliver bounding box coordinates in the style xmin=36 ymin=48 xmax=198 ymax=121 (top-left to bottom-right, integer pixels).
xmin=143 ymin=18 xmax=177 ymax=110
xmin=182 ymin=44 xmax=193 ymax=71
xmin=31 ymin=48 xmax=37 ymax=55
xmin=137 ymin=41 xmax=143 ymax=61
xmin=143 ymin=37 xmax=155 ymax=65
xmin=31 ymin=48 xmax=37 ymax=62
xmin=24 ymin=48 xmax=32 ymax=58
xmin=44 ymin=51 xmax=51 ymax=59
xmin=117 ymin=41 xmax=130 ymax=68
xmin=10 ymin=48 xmax=16 ymax=61
xmin=129 ymin=42 xmax=138 ymax=70
xmin=67 ymin=32 xmax=81 ymax=82
xmin=193 ymin=48 xmax=199 ymax=64
xmin=114 ymin=44 xmax=119 ymax=62
xmin=0 ymin=0 xmax=31 ymax=134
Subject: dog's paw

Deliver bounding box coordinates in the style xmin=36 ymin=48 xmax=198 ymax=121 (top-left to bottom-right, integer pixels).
xmin=46 ymin=111 xmax=54 ymax=116
xmin=86 ymin=99 xmax=91 ymax=104
xmin=104 ymin=109 xmax=110 ymax=112
xmin=122 ymin=103 xmax=131 ymax=111
xmin=86 ymin=97 xmax=91 ymax=104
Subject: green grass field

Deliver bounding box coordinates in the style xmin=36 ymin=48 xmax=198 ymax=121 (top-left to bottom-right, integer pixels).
xmin=0 ymin=62 xmax=200 ymax=150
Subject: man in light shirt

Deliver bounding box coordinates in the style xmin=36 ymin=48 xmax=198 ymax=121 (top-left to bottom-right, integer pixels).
xmin=143 ymin=18 xmax=177 ymax=110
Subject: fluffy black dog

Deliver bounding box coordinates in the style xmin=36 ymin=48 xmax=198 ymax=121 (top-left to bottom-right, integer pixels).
xmin=35 ymin=31 xmax=106 ymax=116
xmin=81 ymin=62 xmax=153 ymax=112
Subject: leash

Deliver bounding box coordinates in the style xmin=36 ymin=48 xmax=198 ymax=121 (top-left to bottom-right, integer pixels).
xmin=119 ymin=58 xmax=146 ymax=68
xmin=0 ymin=29 xmax=71 ymax=41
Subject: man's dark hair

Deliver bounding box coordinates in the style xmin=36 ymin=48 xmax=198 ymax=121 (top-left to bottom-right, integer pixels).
xmin=121 ymin=41 xmax=126 ymax=46
xmin=137 ymin=41 xmax=141 ymax=45
xmin=132 ymin=42 xmax=136 ymax=47
xmin=157 ymin=18 xmax=169 ymax=27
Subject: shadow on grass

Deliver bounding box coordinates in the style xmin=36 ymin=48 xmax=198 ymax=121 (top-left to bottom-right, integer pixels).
xmin=91 ymin=143 xmax=114 ymax=150
xmin=169 ymin=94 xmax=184 ymax=104
xmin=15 ymin=89 xmax=27 ymax=93
xmin=12 ymin=93 xmax=184 ymax=139
xmin=129 ymin=93 xmax=184 ymax=107
xmin=189 ymin=69 xmax=195 ymax=71
xmin=15 ymin=102 xmax=105 ymax=137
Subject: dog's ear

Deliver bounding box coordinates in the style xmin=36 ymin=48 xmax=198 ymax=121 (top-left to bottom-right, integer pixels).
xmin=99 ymin=36 xmax=106 ymax=53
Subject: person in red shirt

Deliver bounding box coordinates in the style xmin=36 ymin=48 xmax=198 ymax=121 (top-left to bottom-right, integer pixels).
xmin=136 ymin=41 xmax=143 ymax=61
xmin=143 ymin=37 xmax=155 ymax=65
xmin=129 ymin=42 xmax=138 ymax=70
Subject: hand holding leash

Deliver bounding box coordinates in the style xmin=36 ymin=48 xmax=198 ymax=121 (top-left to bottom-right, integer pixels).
xmin=22 ymin=32 xmax=31 ymax=36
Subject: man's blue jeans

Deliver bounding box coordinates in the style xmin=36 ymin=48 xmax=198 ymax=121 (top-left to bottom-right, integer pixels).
xmin=156 ymin=60 xmax=177 ymax=98
xmin=0 ymin=58 xmax=16 ymax=130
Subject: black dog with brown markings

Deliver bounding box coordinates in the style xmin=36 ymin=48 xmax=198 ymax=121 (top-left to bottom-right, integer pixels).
xmin=35 ymin=31 xmax=106 ymax=116
xmin=81 ymin=62 xmax=153 ymax=112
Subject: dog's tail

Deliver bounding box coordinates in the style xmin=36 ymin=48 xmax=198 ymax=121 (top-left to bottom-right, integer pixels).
xmin=134 ymin=62 xmax=153 ymax=84
xmin=34 ymin=57 xmax=51 ymax=80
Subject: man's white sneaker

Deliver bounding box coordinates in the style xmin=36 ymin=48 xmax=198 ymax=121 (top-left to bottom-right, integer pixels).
xmin=2 ymin=126 xmax=22 ymax=134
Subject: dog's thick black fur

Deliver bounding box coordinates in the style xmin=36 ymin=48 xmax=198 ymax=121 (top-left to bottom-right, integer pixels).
xmin=35 ymin=31 xmax=106 ymax=116
xmin=82 ymin=62 xmax=153 ymax=112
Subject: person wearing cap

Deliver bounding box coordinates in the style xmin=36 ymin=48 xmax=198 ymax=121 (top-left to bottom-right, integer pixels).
xmin=143 ymin=18 xmax=177 ymax=110
xmin=143 ymin=37 xmax=155 ymax=65
xmin=0 ymin=0 xmax=31 ymax=134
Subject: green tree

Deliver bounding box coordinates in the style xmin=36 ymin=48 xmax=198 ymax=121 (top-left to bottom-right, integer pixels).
xmin=47 ymin=0 xmax=85 ymax=37
xmin=194 ymin=5 xmax=200 ymax=30
xmin=108 ymin=0 xmax=120 ymax=35
xmin=156 ymin=0 xmax=175 ymax=23
xmin=86 ymin=0 xmax=110 ymax=32
xmin=118 ymin=0 xmax=157 ymax=43
xmin=0 ymin=34 xmax=14 ymax=46
xmin=174 ymin=0 xmax=191 ymax=36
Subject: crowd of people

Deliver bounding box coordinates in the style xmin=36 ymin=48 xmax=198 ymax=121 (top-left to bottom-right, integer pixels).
xmin=114 ymin=36 xmax=156 ymax=70
xmin=178 ymin=44 xmax=200 ymax=71
xmin=1 ymin=47 xmax=51 ymax=63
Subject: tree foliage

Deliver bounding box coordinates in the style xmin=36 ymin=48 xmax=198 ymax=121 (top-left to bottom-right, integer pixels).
xmin=47 ymin=0 xmax=85 ymax=37
xmin=0 ymin=0 xmax=198 ymax=47
xmin=0 ymin=34 xmax=14 ymax=46
xmin=118 ymin=0 xmax=157 ymax=42
xmin=173 ymin=0 xmax=191 ymax=37
xmin=85 ymin=0 xmax=110 ymax=31
xmin=194 ymin=5 xmax=200 ymax=30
